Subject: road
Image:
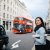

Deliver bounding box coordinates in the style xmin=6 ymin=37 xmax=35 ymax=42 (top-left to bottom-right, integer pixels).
xmin=2 ymin=30 xmax=50 ymax=50
xmin=2 ymin=31 xmax=34 ymax=50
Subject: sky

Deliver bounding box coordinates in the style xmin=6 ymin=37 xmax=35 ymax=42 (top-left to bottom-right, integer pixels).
xmin=19 ymin=0 xmax=49 ymax=20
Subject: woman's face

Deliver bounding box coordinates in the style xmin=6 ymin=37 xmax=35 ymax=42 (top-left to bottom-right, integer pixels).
xmin=35 ymin=18 xmax=42 ymax=26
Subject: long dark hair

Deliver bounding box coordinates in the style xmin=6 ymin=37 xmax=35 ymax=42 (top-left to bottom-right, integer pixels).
xmin=34 ymin=17 xmax=45 ymax=32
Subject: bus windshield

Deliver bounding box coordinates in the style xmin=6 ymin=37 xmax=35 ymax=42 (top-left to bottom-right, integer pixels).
xmin=13 ymin=23 xmax=25 ymax=31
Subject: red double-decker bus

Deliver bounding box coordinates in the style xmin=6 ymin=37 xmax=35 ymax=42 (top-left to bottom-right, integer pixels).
xmin=11 ymin=16 xmax=33 ymax=33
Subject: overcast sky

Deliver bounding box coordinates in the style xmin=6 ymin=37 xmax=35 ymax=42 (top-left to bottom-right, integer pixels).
xmin=19 ymin=0 xmax=49 ymax=20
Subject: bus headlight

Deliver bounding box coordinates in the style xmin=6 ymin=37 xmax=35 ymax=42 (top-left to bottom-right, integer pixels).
xmin=20 ymin=31 xmax=21 ymax=32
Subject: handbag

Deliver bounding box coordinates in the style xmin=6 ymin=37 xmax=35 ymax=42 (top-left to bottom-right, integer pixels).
xmin=45 ymin=39 xmax=50 ymax=50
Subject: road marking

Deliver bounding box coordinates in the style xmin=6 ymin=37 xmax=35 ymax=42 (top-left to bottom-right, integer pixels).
xmin=11 ymin=40 xmax=21 ymax=49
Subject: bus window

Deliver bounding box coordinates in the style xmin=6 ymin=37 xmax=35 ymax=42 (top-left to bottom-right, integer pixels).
xmin=15 ymin=17 xmax=24 ymax=20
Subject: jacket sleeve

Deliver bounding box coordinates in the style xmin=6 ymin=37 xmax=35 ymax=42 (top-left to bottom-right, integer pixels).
xmin=35 ymin=27 xmax=46 ymax=44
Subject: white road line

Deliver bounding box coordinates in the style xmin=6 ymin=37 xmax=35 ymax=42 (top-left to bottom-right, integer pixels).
xmin=11 ymin=40 xmax=21 ymax=49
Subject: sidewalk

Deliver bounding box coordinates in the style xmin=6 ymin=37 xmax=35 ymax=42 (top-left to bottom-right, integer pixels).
xmin=32 ymin=45 xmax=35 ymax=50
xmin=6 ymin=30 xmax=10 ymax=32
xmin=47 ymin=36 xmax=50 ymax=40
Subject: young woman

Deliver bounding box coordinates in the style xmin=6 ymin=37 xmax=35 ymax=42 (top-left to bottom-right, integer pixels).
xmin=34 ymin=17 xmax=46 ymax=50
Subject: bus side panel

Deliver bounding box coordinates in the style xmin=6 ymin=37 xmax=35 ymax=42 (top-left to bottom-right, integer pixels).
xmin=11 ymin=28 xmax=19 ymax=33
xmin=25 ymin=28 xmax=32 ymax=33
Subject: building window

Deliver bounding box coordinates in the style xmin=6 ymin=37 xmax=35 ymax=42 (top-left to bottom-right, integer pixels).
xmin=13 ymin=5 xmax=14 ymax=8
xmin=7 ymin=6 xmax=9 ymax=11
xmin=11 ymin=1 xmax=12 ymax=5
xmin=10 ymin=8 xmax=12 ymax=13
xmin=10 ymin=15 xmax=12 ymax=19
xmin=13 ymin=10 xmax=14 ymax=13
xmin=4 ymin=0 xmax=5 ymax=2
xmin=7 ymin=14 xmax=9 ymax=18
xmin=15 ymin=12 xmax=16 ymax=15
xmin=3 ymin=13 xmax=5 ymax=18
xmin=3 ymin=4 xmax=5 ymax=10
xmin=7 ymin=0 xmax=9 ymax=3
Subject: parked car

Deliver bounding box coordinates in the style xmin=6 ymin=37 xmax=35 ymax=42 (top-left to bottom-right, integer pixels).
xmin=0 ymin=25 xmax=9 ymax=49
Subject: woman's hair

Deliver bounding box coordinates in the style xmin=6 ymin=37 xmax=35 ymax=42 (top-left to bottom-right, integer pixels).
xmin=34 ymin=17 xmax=46 ymax=32
xmin=35 ymin=17 xmax=45 ymax=28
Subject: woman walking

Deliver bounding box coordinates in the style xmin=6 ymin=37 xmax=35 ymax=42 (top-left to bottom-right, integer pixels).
xmin=33 ymin=17 xmax=46 ymax=50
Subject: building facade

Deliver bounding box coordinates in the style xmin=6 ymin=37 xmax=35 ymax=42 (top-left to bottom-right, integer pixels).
xmin=0 ymin=0 xmax=32 ymax=30
xmin=46 ymin=0 xmax=50 ymax=29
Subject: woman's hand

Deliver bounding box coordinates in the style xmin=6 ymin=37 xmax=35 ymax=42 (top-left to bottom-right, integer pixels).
xmin=32 ymin=34 xmax=40 ymax=38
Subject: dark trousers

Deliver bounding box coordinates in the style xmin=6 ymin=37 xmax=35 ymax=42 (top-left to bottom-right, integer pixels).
xmin=46 ymin=39 xmax=50 ymax=50
xmin=35 ymin=39 xmax=50 ymax=50
xmin=35 ymin=45 xmax=46 ymax=50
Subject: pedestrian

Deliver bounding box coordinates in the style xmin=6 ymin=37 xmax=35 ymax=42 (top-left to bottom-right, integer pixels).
xmin=33 ymin=17 xmax=46 ymax=50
